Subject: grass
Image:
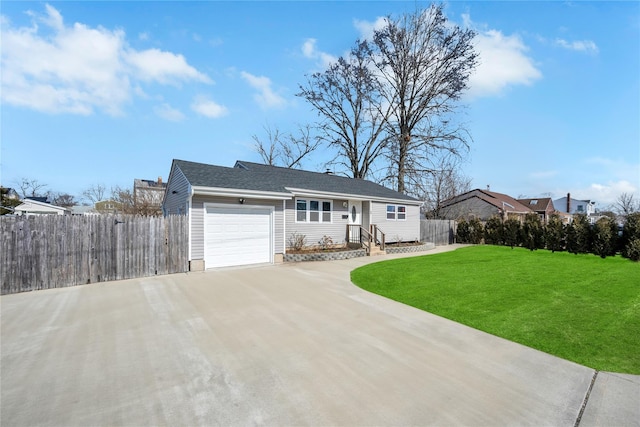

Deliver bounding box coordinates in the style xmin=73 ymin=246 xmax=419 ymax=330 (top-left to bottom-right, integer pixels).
xmin=351 ymin=246 xmax=640 ymax=374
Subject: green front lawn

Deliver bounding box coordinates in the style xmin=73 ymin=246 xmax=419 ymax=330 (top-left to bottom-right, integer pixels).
xmin=351 ymin=246 xmax=640 ymax=374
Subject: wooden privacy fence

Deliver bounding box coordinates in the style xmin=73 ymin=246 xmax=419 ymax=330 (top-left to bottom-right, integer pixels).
xmin=420 ymin=219 xmax=457 ymax=245
xmin=1 ymin=214 xmax=188 ymax=295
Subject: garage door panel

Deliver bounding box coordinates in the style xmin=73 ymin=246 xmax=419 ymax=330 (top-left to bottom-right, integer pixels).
xmin=204 ymin=205 xmax=273 ymax=268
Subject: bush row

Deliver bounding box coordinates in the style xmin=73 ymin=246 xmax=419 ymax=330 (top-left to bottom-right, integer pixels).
xmin=456 ymin=212 xmax=640 ymax=261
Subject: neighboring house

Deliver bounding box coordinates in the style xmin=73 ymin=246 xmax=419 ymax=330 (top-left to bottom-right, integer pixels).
xmin=14 ymin=198 xmax=70 ymax=216
xmin=1 ymin=187 xmax=20 ymax=200
xmin=94 ymin=200 xmax=122 ymax=214
xmin=70 ymin=205 xmax=98 ymax=216
xmin=1 ymin=187 xmax=21 ymax=214
xmin=553 ymin=193 xmax=597 ymax=222
xmin=438 ymin=189 xmax=533 ymax=221
xmin=162 ymin=159 xmax=421 ymax=270
xmin=516 ymin=198 xmax=555 ymax=224
xmin=134 ymin=177 xmax=167 ymax=215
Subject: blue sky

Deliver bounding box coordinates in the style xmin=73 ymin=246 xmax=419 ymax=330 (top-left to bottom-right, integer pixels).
xmin=1 ymin=1 xmax=638 ymax=207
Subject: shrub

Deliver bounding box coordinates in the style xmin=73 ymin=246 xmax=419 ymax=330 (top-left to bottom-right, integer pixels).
xmin=622 ymin=212 xmax=640 ymax=260
xmin=545 ymin=214 xmax=565 ymax=253
xmin=318 ymin=235 xmax=334 ymax=250
xmin=522 ymin=213 xmax=544 ymax=251
xmin=287 ymin=232 xmax=307 ymax=251
xmin=593 ymin=217 xmax=614 ymax=258
xmin=484 ymin=216 xmax=504 ymax=245
xmin=468 ymin=217 xmax=484 ymax=244
xmin=456 ymin=219 xmax=471 ymax=243
xmin=567 ymin=214 xmax=592 ymax=254
xmin=625 ymin=238 xmax=640 ymax=262
xmin=503 ymin=217 xmax=521 ymax=248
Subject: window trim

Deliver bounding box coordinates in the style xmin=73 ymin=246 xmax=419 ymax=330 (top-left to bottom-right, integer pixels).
xmin=295 ymin=198 xmax=333 ymax=223
xmin=386 ymin=204 xmax=407 ymax=221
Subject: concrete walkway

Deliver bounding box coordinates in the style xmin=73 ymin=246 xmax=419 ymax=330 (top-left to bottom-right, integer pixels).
xmin=2 ymin=245 xmax=638 ymax=426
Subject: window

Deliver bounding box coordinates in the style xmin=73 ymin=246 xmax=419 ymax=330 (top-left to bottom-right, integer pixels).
xmin=387 ymin=204 xmax=407 ymax=221
xmin=322 ymin=201 xmax=331 ymax=222
xmin=386 ymin=205 xmax=396 ymax=220
xmin=296 ymin=199 xmax=332 ymax=223
xmin=397 ymin=206 xmax=406 ymax=220
xmin=296 ymin=199 xmax=307 ymax=221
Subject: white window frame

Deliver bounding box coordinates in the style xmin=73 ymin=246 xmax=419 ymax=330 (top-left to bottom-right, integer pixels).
xmin=386 ymin=204 xmax=407 ymax=221
xmin=295 ymin=198 xmax=333 ymax=223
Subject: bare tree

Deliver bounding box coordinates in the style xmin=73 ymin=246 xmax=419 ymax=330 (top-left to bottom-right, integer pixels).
xmin=372 ymin=5 xmax=478 ymax=193
xmin=297 ymin=41 xmax=390 ymax=178
xmin=253 ymin=124 xmax=320 ymax=169
xmin=48 ymin=192 xmax=76 ymax=208
xmin=16 ymin=178 xmax=48 ymax=199
xmin=111 ymin=185 xmax=162 ymax=216
xmin=82 ymin=183 xmax=107 ymax=204
xmin=614 ymin=193 xmax=639 ymax=216
xmin=418 ymin=154 xmax=472 ymax=218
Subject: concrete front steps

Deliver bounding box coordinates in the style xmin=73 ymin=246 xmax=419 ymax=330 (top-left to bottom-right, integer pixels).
xmin=368 ymin=246 xmax=386 ymax=256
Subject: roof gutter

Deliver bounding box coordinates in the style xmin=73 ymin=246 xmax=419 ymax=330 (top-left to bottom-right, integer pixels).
xmin=191 ymin=185 xmax=292 ymax=200
xmin=285 ymin=187 xmax=421 ymax=205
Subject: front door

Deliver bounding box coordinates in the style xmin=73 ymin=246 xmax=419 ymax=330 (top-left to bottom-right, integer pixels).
xmin=348 ymin=200 xmax=362 ymax=242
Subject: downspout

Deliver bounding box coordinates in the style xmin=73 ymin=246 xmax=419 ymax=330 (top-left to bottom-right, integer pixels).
xmin=282 ymin=199 xmax=286 ymax=254
xmin=188 ymin=184 xmax=194 ymax=263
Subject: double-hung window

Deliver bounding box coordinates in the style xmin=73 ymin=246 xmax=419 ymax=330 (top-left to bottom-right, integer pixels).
xmin=386 ymin=204 xmax=406 ymax=221
xmin=296 ymin=199 xmax=332 ymax=223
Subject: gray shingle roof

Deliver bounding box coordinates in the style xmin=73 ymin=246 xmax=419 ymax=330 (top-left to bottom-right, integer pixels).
xmin=173 ymin=159 xmax=417 ymax=202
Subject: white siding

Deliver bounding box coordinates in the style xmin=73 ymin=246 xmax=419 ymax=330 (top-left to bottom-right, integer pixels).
xmin=191 ymin=195 xmax=284 ymax=261
xmin=284 ymin=198 xmax=350 ymax=249
xmin=371 ymin=201 xmax=420 ymax=243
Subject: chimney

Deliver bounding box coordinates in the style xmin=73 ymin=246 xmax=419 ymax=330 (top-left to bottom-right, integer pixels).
xmin=158 ymin=176 xmax=162 ymax=185
xmin=566 ymin=193 xmax=571 ymax=213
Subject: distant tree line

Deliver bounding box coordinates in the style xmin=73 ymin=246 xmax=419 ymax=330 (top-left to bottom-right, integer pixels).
xmin=455 ymin=212 xmax=640 ymax=262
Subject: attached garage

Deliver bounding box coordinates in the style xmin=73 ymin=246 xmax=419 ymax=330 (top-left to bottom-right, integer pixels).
xmin=204 ymin=204 xmax=274 ymax=268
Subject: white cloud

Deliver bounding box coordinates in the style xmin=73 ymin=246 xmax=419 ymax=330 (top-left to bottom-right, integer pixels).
xmin=569 ymin=158 xmax=640 ymax=205
xmin=301 ymin=38 xmax=337 ymax=69
xmin=467 ymin=30 xmax=542 ymax=98
xmin=555 ymin=38 xmax=598 ymax=54
xmin=154 ymin=103 xmax=185 ymax=122
xmin=240 ymin=71 xmax=287 ymax=109
xmin=125 ymin=48 xmax=211 ymax=85
xmin=353 ymin=17 xmax=387 ymax=41
xmin=459 ymin=14 xmax=542 ymax=99
xmin=574 ymin=181 xmax=638 ymax=206
xmin=0 ymin=4 xmax=211 ymax=116
xmin=191 ymin=96 xmax=228 ymax=118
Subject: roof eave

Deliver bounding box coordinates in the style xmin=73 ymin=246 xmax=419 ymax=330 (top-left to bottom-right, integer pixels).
xmin=285 ymin=187 xmax=421 ymax=205
xmin=191 ymin=185 xmax=291 ymax=200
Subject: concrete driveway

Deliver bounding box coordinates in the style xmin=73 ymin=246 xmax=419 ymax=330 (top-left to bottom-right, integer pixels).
xmin=2 ymin=246 xmax=638 ymax=426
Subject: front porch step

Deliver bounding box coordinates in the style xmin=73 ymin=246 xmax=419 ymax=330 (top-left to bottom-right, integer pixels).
xmin=368 ymin=246 xmax=386 ymax=256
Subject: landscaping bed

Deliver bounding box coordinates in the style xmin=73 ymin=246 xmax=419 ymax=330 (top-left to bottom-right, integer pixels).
xmin=284 ymin=247 xmax=366 ymax=262
xmin=384 ymin=242 xmax=435 ymax=254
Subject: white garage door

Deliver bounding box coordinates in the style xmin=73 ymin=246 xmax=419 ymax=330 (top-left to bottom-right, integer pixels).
xmin=205 ymin=205 xmax=273 ymax=268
